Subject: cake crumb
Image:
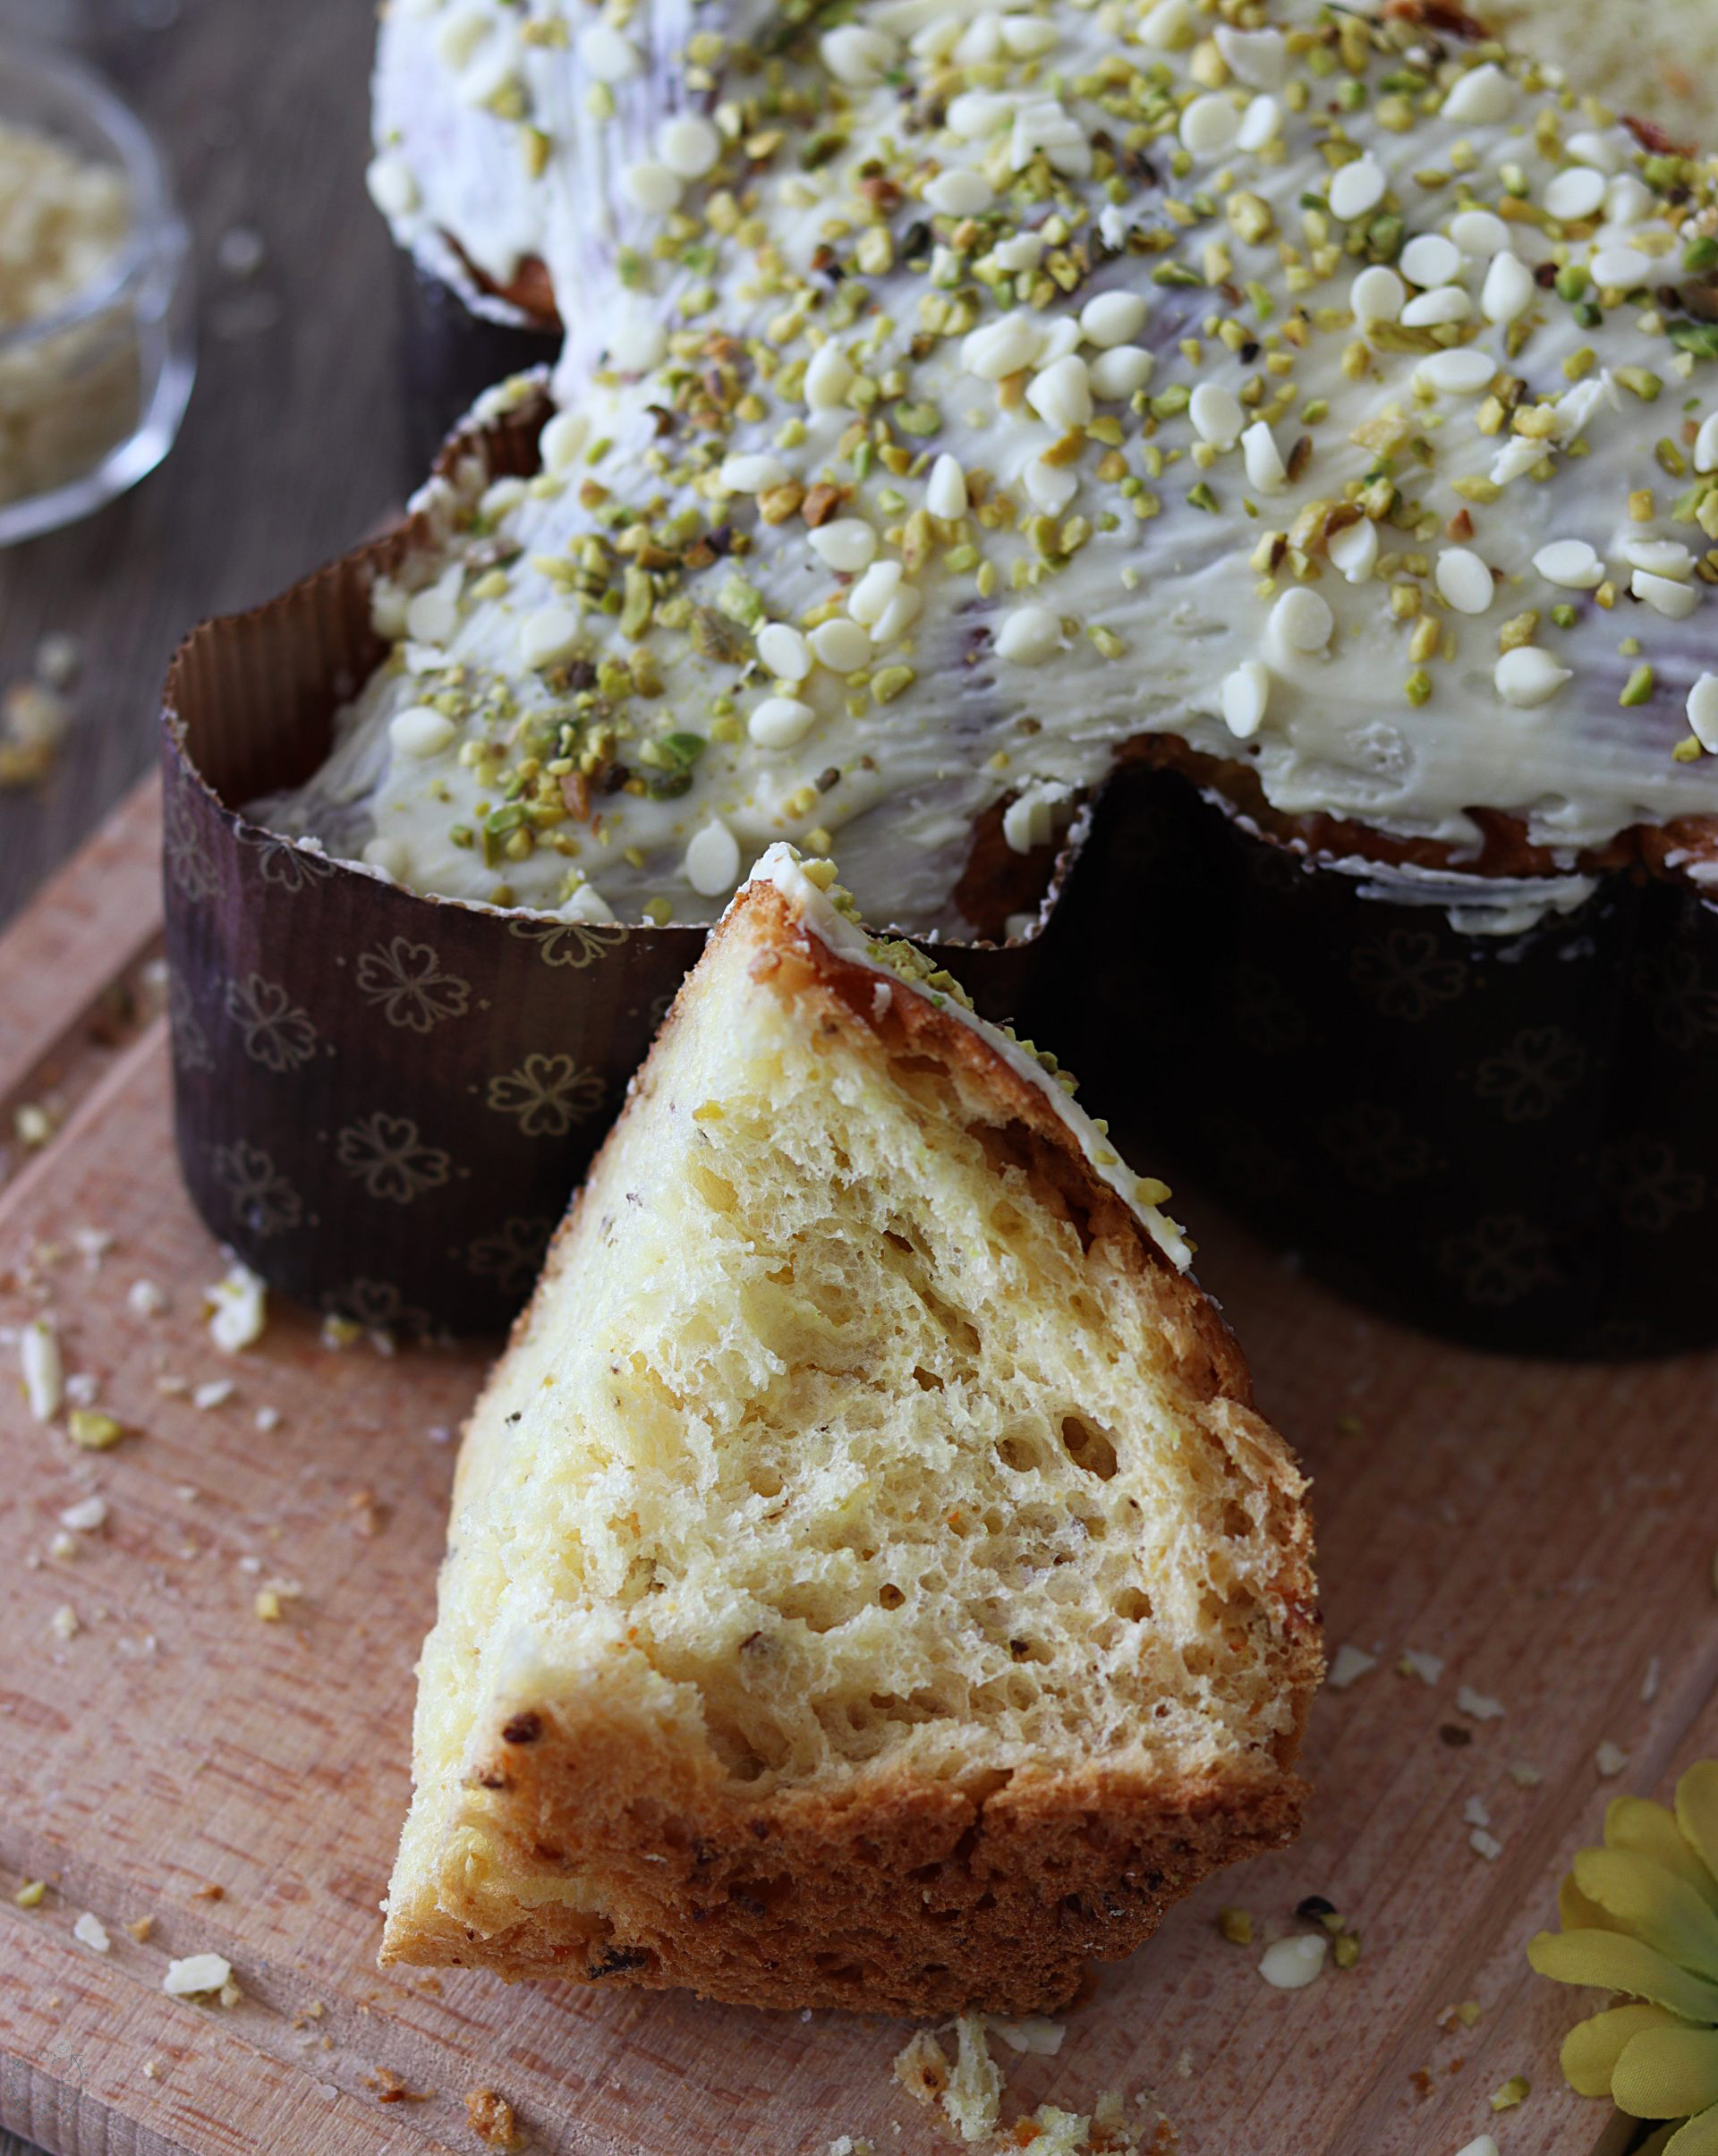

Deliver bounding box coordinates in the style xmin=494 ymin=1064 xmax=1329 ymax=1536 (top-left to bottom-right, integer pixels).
xmin=945 ymin=2016 xmax=1004 ymax=2143
xmin=164 ymin=1952 xmax=233 ymax=1999
xmin=370 ymin=2067 xmax=432 ymax=2104
xmin=49 ymin=1603 xmax=79 ymax=1642
xmin=1327 ymin=1643 xmax=1377 ymax=1691
xmin=1595 ymin=1741 xmax=1629 ymax=1778
xmin=72 ymin=1912 xmax=109 ymax=1953
xmin=14 ymin=1880 xmax=47 ymax=1908
xmin=1399 ymin=1648 xmax=1444 ymax=1685
xmin=465 ymin=2087 xmax=522 ymax=2147
xmin=1454 ymin=1686 xmax=1504 ymax=1721
xmin=1468 ymin=1829 xmax=1504 ymax=1862
xmin=126 ymin=1914 xmax=156 ymax=1942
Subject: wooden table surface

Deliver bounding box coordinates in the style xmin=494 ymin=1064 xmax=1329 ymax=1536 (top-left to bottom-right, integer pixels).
xmin=1 ymin=7 xmax=411 ymax=2151
xmin=0 ymin=0 xmax=413 ymax=939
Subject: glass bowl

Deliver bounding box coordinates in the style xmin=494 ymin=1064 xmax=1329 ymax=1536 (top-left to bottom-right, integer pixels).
xmin=0 ymin=39 xmax=194 ymax=546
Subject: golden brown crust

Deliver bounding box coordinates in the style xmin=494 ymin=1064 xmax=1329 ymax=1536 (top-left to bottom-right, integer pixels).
xmin=384 ymin=1710 xmax=1311 ymax=2016
xmin=387 ymin=878 xmax=1323 ymax=2016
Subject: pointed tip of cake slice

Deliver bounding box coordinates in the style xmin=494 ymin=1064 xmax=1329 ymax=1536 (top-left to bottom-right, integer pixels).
xmin=380 ymin=846 xmax=1322 ymax=2016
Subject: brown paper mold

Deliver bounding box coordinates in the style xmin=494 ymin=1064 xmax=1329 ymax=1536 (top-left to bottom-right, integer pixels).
xmin=1044 ymin=760 xmax=1718 ymax=1360
xmin=159 ymin=387 xmax=1067 ymax=1338
xmin=163 ymin=386 xmax=1718 ymax=1357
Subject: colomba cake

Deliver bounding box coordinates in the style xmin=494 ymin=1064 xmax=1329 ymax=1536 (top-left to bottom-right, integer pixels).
xmin=378 ymin=845 xmax=1322 ymax=2015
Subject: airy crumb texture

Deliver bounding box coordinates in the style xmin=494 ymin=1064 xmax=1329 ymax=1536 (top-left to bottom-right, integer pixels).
xmin=381 ymin=879 xmax=1321 ymax=2015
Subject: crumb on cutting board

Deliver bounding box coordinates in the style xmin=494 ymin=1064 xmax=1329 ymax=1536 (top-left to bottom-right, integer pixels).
xmin=466 ymin=2086 xmax=523 ymax=2148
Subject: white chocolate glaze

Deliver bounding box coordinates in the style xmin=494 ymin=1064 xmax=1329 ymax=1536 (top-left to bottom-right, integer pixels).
xmin=744 ymin=842 xmax=1193 ymax=1266
xmin=263 ymin=0 xmax=1718 ymax=935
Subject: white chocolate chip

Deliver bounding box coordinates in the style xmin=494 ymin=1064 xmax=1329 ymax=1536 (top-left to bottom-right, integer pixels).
xmin=1088 ymin=346 xmax=1154 ymax=399
xmin=1237 ymin=94 xmax=1281 ymax=153
xmin=364 ymin=155 xmax=420 ymax=220
xmin=1544 ymin=166 xmax=1608 ymax=223
xmin=1220 ymin=660 xmax=1270 ymax=740
xmin=1415 ymin=348 xmax=1497 ymax=396
xmin=820 ymin=23 xmax=897 ymax=85
xmin=578 ymin=21 xmax=642 ymax=81
xmin=1442 ymin=63 xmax=1515 ymax=124
xmin=1259 ymin=1935 xmax=1327 ymax=1990
xmin=719 ymin=452 xmax=790 ymax=495
xmin=1620 ymin=538 xmax=1695 ymax=581
xmin=1179 ymin=93 xmax=1241 ymax=159
xmin=757 ymin=624 xmax=812 ymax=682
xmin=962 ymin=310 xmax=1044 ymax=381
xmin=1592 ymin=245 xmax=1652 ymax=289
xmin=608 ymin=314 xmax=667 ymax=372
xmin=385 ymin=692 xmax=467 ymax=777
xmin=994 ymin=605 xmax=1061 ymax=665
xmin=1351 ymin=265 xmax=1406 ymax=326
xmin=1025 ymin=353 xmax=1093 ymax=432
xmin=1271 ymin=588 xmax=1334 ymax=656
xmin=1328 ymin=519 xmax=1379 ymax=584
xmin=657 ymin=114 xmax=721 ymax=180
xmin=1212 ymin=25 xmax=1286 ymax=89
xmin=519 ymin=604 xmax=581 ymax=672
xmin=804 ymin=342 xmax=855 ymax=412
xmin=1633 ymin=570 xmax=1700 ymax=620
xmin=1189 ymin=381 xmax=1245 ymax=450
xmin=1241 ymin=420 xmax=1287 ymax=495
xmin=1450 ymin=209 xmax=1511 ymax=258
xmin=925 ymin=166 xmax=993 ymax=216
xmin=1437 ymin=548 xmax=1494 ymax=616
xmin=1400 ymin=233 xmax=1462 ymax=288
xmin=1696 ymin=414 xmax=1718 ymax=475
xmin=621 ymin=160 xmax=681 ymax=216
xmin=1401 ymin=284 xmax=1472 ymax=328
xmin=560 ymin=882 xmax=614 ymax=925
xmin=1327 ymin=155 xmax=1386 ymax=223
xmin=684 ymin=821 xmax=741 ymax=898
xmin=847 ymin=560 xmax=904 ymax=625
xmin=538 ymin=410 xmax=588 ymax=473
xmin=926 ymin=454 xmax=968 ymax=520
xmin=1495 ymin=647 xmax=1572 ymax=708
xmin=748 ymin=697 xmax=817 ymax=749
xmin=1079 ymin=290 xmax=1149 ymax=349
xmin=809 ymin=618 xmax=872 ymax=672
xmin=1688 ymin=674 xmax=1718 ymax=753
xmin=1481 ymin=252 xmax=1536 ymax=327
xmin=1534 ymin=539 xmax=1603 ymax=590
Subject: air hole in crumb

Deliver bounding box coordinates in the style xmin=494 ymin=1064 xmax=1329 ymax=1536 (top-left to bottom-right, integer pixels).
xmin=995 ymin=1427 xmax=1049 ymax=1473
xmin=1060 ymin=1413 xmax=1118 ymax=1480
xmin=878 ymin=1583 xmax=905 ymax=1609
xmin=1115 ymin=1589 xmax=1152 ymax=1622
xmin=912 ymin=1365 xmax=944 ymax=1391
xmin=688 ymin=1165 xmax=738 ymax=1214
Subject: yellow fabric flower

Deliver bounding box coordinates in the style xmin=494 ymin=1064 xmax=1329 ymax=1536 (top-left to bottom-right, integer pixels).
xmin=1529 ymin=1762 xmax=1718 ymax=2156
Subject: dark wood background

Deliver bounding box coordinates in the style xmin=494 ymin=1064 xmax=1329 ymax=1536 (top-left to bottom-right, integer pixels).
xmin=0 ymin=0 xmax=412 ymax=937
xmin=2 ymin=1 xmax=404 ymax=2145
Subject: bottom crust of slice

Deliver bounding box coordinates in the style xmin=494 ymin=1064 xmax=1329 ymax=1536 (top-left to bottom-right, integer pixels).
xmin=382 ymin=1708 xmax=1307 ymax=2017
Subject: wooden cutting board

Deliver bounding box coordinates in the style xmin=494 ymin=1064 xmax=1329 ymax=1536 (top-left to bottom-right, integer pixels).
xmin=1 ymin=779 xmax=1710 ymax=2156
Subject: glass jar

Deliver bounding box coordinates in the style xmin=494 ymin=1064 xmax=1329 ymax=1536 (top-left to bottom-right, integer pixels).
xmin=0 ymin=39 xmax=194 ymax=546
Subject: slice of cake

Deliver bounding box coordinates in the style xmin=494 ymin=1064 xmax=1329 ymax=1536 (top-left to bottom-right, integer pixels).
xmin=379 ymin=845 xmax=1322 ymax=2016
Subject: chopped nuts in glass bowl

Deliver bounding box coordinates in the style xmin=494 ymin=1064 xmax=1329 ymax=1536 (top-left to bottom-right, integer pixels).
xmin=0 ymin=40 xmax=193 ymax=545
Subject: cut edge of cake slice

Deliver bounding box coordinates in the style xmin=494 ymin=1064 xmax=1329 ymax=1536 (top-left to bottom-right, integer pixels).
xmin=379 ymin=844 xmax=1322 ymax=2016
